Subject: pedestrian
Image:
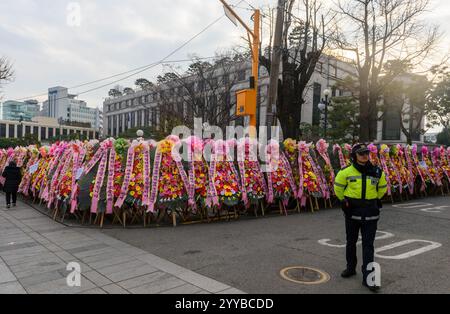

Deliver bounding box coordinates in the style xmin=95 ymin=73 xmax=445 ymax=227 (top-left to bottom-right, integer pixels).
xmin=2 ymin=161 xmax=22 ymax=209
xmin=334 ymin=143 xmax=388 ymax=292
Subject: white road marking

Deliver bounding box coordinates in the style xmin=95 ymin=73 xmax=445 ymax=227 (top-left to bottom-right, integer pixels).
xmin=317 ymin=231 xmax=394 ymax=248
xmin=375 ymin=239 xmax=442 ymax=260
xmin=392 ymin=202 xmax=433 ymax=209
xmin=419 ymin=206 xmax=450 ymax=213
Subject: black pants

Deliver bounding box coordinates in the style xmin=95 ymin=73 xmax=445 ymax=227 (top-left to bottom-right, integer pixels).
xmin=6 ymin=192 xmax=17 ymax=205
xmin=345 ymin=217 xmax=378 ymax=282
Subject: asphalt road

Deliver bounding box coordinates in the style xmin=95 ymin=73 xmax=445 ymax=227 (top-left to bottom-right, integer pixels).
xmin=103 ymin=196 xmax=450 ymax=294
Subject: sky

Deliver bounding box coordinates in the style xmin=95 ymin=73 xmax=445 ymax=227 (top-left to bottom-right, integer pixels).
xmin=1 ymin=0 xmax=450 ymax=117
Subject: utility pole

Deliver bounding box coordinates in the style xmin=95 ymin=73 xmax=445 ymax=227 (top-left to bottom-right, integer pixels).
xmin=219 ymin=0 xmax=260 ymax=138
xmin=266 ymin=0 xmax=285 ymax=131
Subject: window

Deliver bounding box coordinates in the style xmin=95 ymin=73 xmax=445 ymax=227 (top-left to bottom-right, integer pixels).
xmin=25 ymin=126 xmax=31 ymax=136
xmin=144 ymin=109 xmax=150 ymax=126
xmin=33 ymin=126 xmax=38 ymax=136
xmin=56 ymin=128 xmax=60 ymax=138
xmin=137 ymin=110 xmax=142 ymax=127
xmin=0 ymin=124 xmax=6 ymax=138
xmin=9 ymin=125 xmax=14 ymax=138
xmin=316 ymin=62 xmax=323 ymax=73
xmin=131 ymin=112 xmax=135 ymax=127
xmin=40 ymin=127 xmax=46 ymax=140
xmin=63 ymin=128 xmax=68 ymax=136
xmin=113 ymin=115 xmax=117 ymax=136
xmin=49 ymin=128 xmax=54 ymax=138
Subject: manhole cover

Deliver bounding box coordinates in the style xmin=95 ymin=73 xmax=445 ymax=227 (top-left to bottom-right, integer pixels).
xmin=280 ymin=266 xmax=330 ymax=285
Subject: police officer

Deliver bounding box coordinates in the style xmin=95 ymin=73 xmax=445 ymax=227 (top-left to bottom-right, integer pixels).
xmin=334 ymin=143 xmax=388 ymax=292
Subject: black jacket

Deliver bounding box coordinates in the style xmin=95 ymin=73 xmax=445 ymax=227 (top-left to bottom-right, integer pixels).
xmin=2 ymin=166 xmax=22 ymax=193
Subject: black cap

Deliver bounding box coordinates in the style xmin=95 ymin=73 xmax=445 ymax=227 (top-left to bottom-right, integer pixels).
xmin=352 ymin=143 xmax=370 ymax=155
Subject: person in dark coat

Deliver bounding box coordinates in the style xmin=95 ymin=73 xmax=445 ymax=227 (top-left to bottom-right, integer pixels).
xmin=2 ymin=161 xmax=22 ymax=209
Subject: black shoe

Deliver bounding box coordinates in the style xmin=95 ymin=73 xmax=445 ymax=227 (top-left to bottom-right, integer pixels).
xmin=6 ymin=204 xmax=11 ymax=209
xmin=363 ymin=281 xmax=381 ymax=293
xmin=341 ymin=269 xmax=357 ymax=278
xmin=12 ymin=203 xmax=16 ymax=207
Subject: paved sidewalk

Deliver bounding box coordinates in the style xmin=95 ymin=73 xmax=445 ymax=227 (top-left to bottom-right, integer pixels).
xmin=0 ymin=199 xmax=245 ymax=294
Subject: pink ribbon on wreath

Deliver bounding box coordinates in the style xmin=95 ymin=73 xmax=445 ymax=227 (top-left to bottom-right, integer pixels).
xmin=379 ymin=147 xmax=393 ymax=196
xmin=46 ymin=150 xmax=69 ymax=205
xmin=265 ymin=145 xmax=275 ymax=204
xmin=69 ymin=147 xmax=81 ymax=214
xmin=281 ymin=151 xmax=298 ymax=199
xmin=206 ymin=142 xmax=220 ymax=208
xmin=307 ymin=153 xmax=329 ymax=200
xmin=48 ymin=151 xmax=72 ymax=208
xmin=141 ymin=142 xmax=151 ymax=208
xmin=420 ymin=146 xmax=435 ymax=185
xmin=317 ymin=140 xmax=335 ymax=193
xmin=172 ymin=144 xmax=192 ymax=207
xmin=187 ymin=157 xmax=197 ymax=211
xmin=147 ymin=148 xmax=162 ymax=213
xmin=18 ymin=156 xmax=37 ymax=195
xmin=115 ymin=142 xmax=138 ymax=209
xmin=90 ymin=148 xmax=108 ymax=214
xmin=104 ymin=142 xmax=116 ymax=214
xmin=333 ymin=144 xmax=347 ymax=169
xmin=237 ymin=140 xmax=249 ymax=208
xmin=411 ymin=145 xmax=427 ymax=191
xmin=297 ymin=143 xmax=307 ymax=201
xmin=431 ymin=147 xmax=443 ymax=187
xmin=404 ymin=146 xmax=415 ymax=195
xmin=388 ymin=147 xmax=403 ymax=194
xmin=84 ymin=146 xmax=106 ymax=175
xmin=441 ymin=147 xmax=450 ymax=181
xmin=39 ymin=146 xmax=66 ymax=200
xmin=185 ymin=137 xmax=201 ymax=211
xmin=256 ymin=151 xmax=269 ymax=200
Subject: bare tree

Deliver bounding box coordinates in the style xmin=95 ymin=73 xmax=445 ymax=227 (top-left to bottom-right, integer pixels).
xmin=335 ymin=0 xmax=441 ymax=141
xmin=155 ymin=52 xmax=246 ymax=132
xmin=0 ymin=57 xmax=14 ymax=96
xmin=261 ymin=0 xmax=335 ymax=139
xmin=381 ymin=70 xmax=430 ymax=145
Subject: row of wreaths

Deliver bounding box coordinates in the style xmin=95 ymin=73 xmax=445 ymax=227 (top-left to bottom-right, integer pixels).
xmin=1 ymin=136 xmax=449 ymax=227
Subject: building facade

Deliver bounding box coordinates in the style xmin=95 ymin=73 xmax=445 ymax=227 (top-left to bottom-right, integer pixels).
xmin=0 ymin=116 xmax=99 ymax=142
xmin=0 ymin=100 xmax=40 ymax=122
xmin=103 ymin=54 xmax=425 ymax=143
xmin=103 ymin=54 xmax=357 ymax=138
xmin=42 ymin=86 xmax=102 ymax=131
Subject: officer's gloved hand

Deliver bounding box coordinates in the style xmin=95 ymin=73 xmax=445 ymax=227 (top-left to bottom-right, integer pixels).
xmin=341 ymin=199 xmax=351 ymax=217
xmin=377 ymin=199 xmax=383 ymax=209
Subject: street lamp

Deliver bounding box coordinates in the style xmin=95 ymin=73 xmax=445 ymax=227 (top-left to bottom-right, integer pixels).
xmin=19 ymin=112 xmax=24 ymax=138
xmin=318 ymin=88 xmax=332 ymax=138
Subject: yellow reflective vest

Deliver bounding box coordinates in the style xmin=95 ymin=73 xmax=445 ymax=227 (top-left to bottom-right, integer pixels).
xmin=334 ymin=164 xmax=387 ymax=201
xmin=334 ymin=164 xmax=388 ymax=220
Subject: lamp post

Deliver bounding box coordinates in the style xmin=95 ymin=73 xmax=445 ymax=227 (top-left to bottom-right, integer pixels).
xmin=19 ymin=112 xmax=24 ymax=138
xmin=318 ymin=89 xmax=332 ymax=139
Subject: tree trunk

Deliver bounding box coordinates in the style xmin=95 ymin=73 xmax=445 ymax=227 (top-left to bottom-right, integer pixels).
xmin=359 ymin=82 xmax=370 ymax=142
